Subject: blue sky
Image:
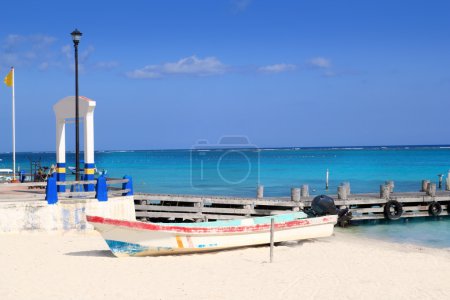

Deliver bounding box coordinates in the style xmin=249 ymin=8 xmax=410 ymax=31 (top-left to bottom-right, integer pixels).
xmin=0 ymin=0 xmax=449 ymax=151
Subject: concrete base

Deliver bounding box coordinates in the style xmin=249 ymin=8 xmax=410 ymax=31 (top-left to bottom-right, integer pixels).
xmin=0 ymin=196 xmax=136 ymax=233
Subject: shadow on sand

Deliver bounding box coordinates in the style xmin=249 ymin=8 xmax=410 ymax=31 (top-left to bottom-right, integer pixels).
xmin=63 ymin=240 xmax=321 ymax=259
xmin=277 ymin=239 xmax=319 ymax=248
xmin=65 ymin=250 xmax=115 ymax=258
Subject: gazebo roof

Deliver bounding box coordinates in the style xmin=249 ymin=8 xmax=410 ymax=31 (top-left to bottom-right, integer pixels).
xmin=53 ymin=96 xmax=96 ymax=119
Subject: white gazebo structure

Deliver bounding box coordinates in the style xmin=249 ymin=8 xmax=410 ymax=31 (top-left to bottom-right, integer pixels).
xmin=53 ymin=96 xmax=96 ymax=192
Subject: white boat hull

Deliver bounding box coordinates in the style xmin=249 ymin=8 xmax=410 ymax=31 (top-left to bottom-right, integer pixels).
xmin=87 ymin=213 xmax=337 ymax=257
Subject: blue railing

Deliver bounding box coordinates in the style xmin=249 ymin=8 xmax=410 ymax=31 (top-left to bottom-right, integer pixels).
xmin=45 ymin=175 xmax=133 ymax=204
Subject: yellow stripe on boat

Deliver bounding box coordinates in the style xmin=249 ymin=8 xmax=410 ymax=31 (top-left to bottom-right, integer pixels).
xmin=56 ymin=167 xmax=66 ymax=173
xmin=175 ymin=236 xmax=184 ymax=248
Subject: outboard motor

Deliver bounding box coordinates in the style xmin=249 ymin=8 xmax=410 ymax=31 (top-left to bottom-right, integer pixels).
xmin=310 ymin=195 xmax=352 ymax=227
xmin=311 ymin=195 xmax=339 ymax=216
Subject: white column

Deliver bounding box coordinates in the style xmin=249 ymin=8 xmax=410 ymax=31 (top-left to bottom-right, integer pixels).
xmin=56 ymin=118 xmax=66 ymax=164
xmin=84 ymin=112 xmax=95 ymax=165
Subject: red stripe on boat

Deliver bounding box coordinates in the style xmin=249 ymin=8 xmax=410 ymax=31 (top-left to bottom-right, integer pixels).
xmin=86 ymin=215 xmax=333 ymax=234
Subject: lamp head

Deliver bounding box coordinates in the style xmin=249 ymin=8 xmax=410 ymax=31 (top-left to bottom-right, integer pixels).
xmin=71 ymin=29 xmax=82 ymax=45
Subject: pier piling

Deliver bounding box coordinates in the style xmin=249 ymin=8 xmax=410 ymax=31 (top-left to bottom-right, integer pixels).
xmin=291 ymin=188 xmax=300 ymax=202
xmin=340 ymin=182 xmax=351 ymax=196
xmin=385 ymin=180 xmax=395 ymax=193
xmin=301 ymin=185 xmax=309 ymax=198
xmin=337 ymin=185 xmax=348 ymax=200
xmin=380 ymin=184 xmax=390 ymax=199
xmin=427 ymin=183 xmax=437 ymax=197
xmin=422 ymin=180 xmax=430 ymax=192
xmin=257 ymin=185 xmax=264 ymax=199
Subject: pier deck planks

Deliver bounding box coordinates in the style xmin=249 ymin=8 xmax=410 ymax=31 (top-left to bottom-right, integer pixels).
xmin=134 ymin=191 xmax=450 ymax=223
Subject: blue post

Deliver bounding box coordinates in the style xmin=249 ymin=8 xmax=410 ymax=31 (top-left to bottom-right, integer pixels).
xmin=20 ymin=170 xmax=26 ymax=183
xmin=83 ymin=174 xmax=94 ymax=192
xmin=70 ymin=183 xmax=83 ymax=192
xmin=96 ymin=175 xmax=108 ymax=201
xmin=83 ymin=162 xmax=95 ymax=191
xmin=46 ymin=176 xmax=58 ymax=204
xmin=122 ymin=175 xmax=133 ymax=196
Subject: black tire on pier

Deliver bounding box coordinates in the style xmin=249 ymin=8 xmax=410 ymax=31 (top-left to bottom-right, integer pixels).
xmin=384 ymin=200 xmax=403 ymax=220
xmin=428 ymin=201 xmax=442 ymax=216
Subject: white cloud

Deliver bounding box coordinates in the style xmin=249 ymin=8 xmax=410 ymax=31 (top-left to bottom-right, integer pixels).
xmin=61 ymin=44 xmax=97 ymax=72
xmin=29 ymin=34 xmax=56 ymax=49
xmin=1 ymin=33 xmax=118 ymax=73
xmin=2 ymin=34 xmax=54 ymax=51
xmin=61 ymin=44 xmax=72 ymax=59
xmin=0 ymin=34 xmax=57 ymax=68
xmin=38 ymin=61 xmax=49 ymax=71
xmin=80 ymin=45 xmax=95 ymax=62
xmin=126 ymin=55 xmax=226 ymax=79
xmin=94 ymin=61 xmax=119 ymax=70
xmin=126 ymin=68 xmax=161 ymax=79
xmin=258 ymin=63 xmax=296 ymax=73
xmin=232 ymin=0 xmax=252 ymax=12
xmin=322 ymin=70 xmax=336 ymax=77
xmin=0 ymin=52 xmax=20 ymax=67
xmin=307 ymin=57 xmax=331 ymax=68
xmin=61 ymin=44 xmax=94 ymax=62
xmin=163 ymin=56 xmax=225 ymax=75
xmin=4 ymin=34 xmax=24 ymax=50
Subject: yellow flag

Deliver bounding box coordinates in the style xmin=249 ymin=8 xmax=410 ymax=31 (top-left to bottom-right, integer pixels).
xmin=4 ymin=68 xmax=13 ymax=87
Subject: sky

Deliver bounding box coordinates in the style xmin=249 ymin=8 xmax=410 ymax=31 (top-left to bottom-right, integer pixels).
xmin=0 ymin=0 xmax=449 ymax=152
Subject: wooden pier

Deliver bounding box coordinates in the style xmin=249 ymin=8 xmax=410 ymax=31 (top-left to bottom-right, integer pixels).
xmin=1 ymin=177 xmax=449 ymax=226
xmin=134 ymin=182 xmax=450 ymax=225
xmin=134 ymin=193 xmax=304 ymax=221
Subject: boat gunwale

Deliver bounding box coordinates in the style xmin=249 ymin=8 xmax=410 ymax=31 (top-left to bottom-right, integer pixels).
xmin=87 ymin=215 xmax=337 ymax=234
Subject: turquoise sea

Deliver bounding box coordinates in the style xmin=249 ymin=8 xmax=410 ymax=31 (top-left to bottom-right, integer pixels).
xmin=1 ymin=146 xmax=449 ymax=248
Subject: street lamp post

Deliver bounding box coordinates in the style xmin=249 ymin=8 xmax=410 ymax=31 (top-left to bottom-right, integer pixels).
xmin=71 ymin=29 xmax=82 ymax=182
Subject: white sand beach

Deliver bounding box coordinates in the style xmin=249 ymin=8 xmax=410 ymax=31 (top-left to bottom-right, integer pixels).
xmin=1 ymin=231 xmax=449 ymax=300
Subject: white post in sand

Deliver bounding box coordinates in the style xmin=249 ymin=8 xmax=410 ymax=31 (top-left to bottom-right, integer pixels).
xmin=270 ymin=218 xmax=275 ymax=263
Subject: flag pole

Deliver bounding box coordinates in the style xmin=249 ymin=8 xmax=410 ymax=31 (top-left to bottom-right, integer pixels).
xmin=11 ymin=67 xmax=16 ymax=181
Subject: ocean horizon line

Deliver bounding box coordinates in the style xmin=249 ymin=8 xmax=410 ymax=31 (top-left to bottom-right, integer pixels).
xmin=2 ymin=143 xmax=450 ymax=154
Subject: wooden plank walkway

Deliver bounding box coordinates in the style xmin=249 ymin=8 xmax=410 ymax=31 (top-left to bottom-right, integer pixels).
xmin=134 ymin=192 xmax=303 ymax=222
xmin=134 ymin=190 xmax=450 ymax=223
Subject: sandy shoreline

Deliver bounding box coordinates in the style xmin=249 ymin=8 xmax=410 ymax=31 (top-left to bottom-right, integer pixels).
xmin=1 ymin=230 xmax=449 ymax=300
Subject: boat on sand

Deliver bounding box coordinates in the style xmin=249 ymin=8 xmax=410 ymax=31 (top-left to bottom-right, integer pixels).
xmin=87 ymin=212 xmax=337 ymax=257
